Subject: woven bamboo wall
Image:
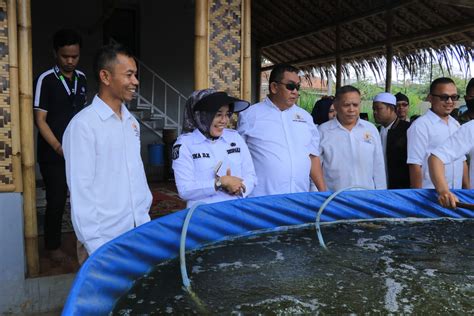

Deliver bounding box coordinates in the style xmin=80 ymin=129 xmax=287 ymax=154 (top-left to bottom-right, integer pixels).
xmin=0 ymin=0 xmax=13 ymax=187
xmin=209 ymin=0 xmax=242 ymax=97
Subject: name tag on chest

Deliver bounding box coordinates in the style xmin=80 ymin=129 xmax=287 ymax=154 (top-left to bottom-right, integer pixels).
xmin=192 ymin=152 xmax=210 ymax=159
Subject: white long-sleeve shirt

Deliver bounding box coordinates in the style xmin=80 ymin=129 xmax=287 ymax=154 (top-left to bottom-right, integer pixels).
xmin=237 ymin=97 xmax=320 ymax=196
xmin=318 ymin=118 xmax=387 ymax=191
xmin=407 ymin=109 xmax=464 ymax=189
xmin=172 ymin=128 xmax=256 ymax=208
xmin=63 ymin=95 xmax=152 ymax=255
xmin=430 ymin=120 xmax=473 ymax=187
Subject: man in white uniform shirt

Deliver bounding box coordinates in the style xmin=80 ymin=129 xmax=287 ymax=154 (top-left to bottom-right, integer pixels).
xmin=429 ymin=120 xmax=474 ymax=208
xmin=373 ymin=92 xmax=410 ymax=189
xmin=319 ymin=86 xmax=386 ymax=191
xmin=407 ymin=77 xmax=468 ymax=189
xmin=237 ymin=63 xmax=326 ymax=196
xmin=63 ymin=44 xmax=152 ymax=261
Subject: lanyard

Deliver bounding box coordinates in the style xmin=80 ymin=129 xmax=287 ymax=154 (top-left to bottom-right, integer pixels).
xmin=54 ymin=65 xmax=77 ymax=96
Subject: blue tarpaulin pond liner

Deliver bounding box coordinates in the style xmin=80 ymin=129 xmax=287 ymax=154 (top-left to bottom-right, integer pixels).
xmin=62 ymin=189 xmax=474 ymax=315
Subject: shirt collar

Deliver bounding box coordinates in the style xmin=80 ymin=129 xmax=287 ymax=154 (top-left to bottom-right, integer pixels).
xmin=264 ymin=96 xmax=295 ymax=112
xmin=382 ymin=118 xmax=396 ymax=132
xmin=330 ymin=117 xmax=364 ymax=130
xmin=92 ymin=95 xmax=131 ymax=121
xmin=426 ymin=108 xmax=458 ymax=126
xmin=192 ymin=129 xmax=231 ymax=144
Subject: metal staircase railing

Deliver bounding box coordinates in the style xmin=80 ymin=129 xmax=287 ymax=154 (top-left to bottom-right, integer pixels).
xmin=110 ymin=39 xmax=186 ymax=138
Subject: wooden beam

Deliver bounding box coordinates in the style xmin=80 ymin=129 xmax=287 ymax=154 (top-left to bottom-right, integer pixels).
xmin=385 ymin=8 xmax=394 ymax=92
xmin=17 ymin=0 xmax=39 ymax=277
xmin=262 ymin=19 xmax=474 ymax=70
xmin=261 ymin=0 xmax=416 ymax=48
xmin=433 ymin=0 xmax=474 ymax=8
xmin=255 ymin=48 xmax=262 ymax=102
xmin=336 ymin=24 xmax=342 ymax=89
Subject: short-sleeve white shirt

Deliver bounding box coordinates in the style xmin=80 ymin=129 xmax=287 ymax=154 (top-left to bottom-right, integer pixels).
xmin=318 ymin=118 xmax=387 ymax=191
xmin=172 ymin=128 xmax=256 ymax=208
xmin=407 ymin=109 xmax=464 ymax=189
xmin=63 ymin=95 xmax=152 ymax=255
xmin=237 ymin=97 xmax=320 ymax=197
xmin=430 ymin=120 xmax=474 ymax=187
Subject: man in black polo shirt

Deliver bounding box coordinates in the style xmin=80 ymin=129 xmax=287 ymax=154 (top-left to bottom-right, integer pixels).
xmin=33 ymin=29 xmax=87 ymax=262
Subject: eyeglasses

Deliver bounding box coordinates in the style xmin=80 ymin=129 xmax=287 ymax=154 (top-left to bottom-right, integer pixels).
xmin=431 ymin=94 xmax=460 ymax=102
xmin=275 ymin=81 xmax=301 ymax=91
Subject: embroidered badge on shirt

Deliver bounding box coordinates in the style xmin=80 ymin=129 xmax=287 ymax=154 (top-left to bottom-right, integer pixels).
xmin=172 ymin=144 xmax=181 ymax=160
xmin=227 ymin=147 xmax=240 ymax=154
xmin=363 ymin=131 xmax=373 ymax=143
xmin=293 ymin=113 xmax=306 ymax=122
xmin=132 ymin=122 xmax=139 ymax=138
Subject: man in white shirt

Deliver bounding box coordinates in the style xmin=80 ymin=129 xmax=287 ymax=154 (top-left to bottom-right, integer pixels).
xmin=319 ymin=86 xmax=386 ymax=191
xmin=407 ymin=77 xmax=468 ymax=189
xmin=63 ymin=44 xmax=152 ymax=261
xmin=373 ymin=92 xmax=410 ymax=189
xmin=237 ymin=63 xmax=326 ymax=196
xmin=429 ymin=120 xmax=474 ymax=208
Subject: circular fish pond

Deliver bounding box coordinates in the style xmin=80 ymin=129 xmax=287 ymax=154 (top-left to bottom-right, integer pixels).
xmin=113 ymin=219 xmax=474 ymax=314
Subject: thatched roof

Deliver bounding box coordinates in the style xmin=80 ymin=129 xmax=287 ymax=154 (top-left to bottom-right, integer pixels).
xmin=252 ymin=0 xmax=474 ymax=79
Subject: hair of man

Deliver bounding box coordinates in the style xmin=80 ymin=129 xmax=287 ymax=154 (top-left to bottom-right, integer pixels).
xmin=93 ymin=43 xmax=135 ymax=82
xmin=335 ymin=85 xmax=361 ymax=101
xmin=269 ymin=63 xmax=300 ymax=84
xmin=53 ymin=28 xmax=82 ymax=51
xmin=429 ymin=77 xmax=455 ymax=94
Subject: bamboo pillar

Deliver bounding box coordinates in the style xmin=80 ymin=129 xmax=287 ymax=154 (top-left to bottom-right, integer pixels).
xmin=194 ymin=0 xmax=209 ymax=90
xmin=241 ymin=0 xmax=251 ymax=101
xmin=8 ymin=0 xmax=22 ymax=193
xmin=385 ymin=8 xmax=393 ymax=92
xmin=17 ymin=0 xmax=39 ymax=276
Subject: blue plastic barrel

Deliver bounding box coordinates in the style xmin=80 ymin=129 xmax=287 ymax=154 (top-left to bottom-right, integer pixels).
xmin=148 ymin=144 xmax=165 ymax=166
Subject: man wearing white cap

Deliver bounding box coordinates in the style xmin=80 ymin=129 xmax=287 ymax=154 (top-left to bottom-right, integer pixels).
xmin=319 ymin=85 xmax=386 ymax=191
xmin=373 ymin=92 xmax=411 ymax=189
xmin=407 ymin=77 xmax=468 ymax=189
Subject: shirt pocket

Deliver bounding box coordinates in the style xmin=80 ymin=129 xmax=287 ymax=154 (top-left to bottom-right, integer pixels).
xmin=226 ymin=148 xmax=243 ymax=176
xmin=291 ymin=121 xmax=312 ymax=150
xmin=194 ymin=157 xmax=215 ymax=180
xmin=355 ymin=137 xmax=376 ymax=162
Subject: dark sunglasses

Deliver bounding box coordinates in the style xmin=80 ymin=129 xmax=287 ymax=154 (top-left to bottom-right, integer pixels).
xmin=275 ymin=81 xmax=301 ymax=91
xmin=431 ymin=94 xmax=460 ymax=102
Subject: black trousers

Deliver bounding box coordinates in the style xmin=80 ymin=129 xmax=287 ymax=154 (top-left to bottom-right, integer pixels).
xmin=39 ymin=162 xmax=68 ymax=250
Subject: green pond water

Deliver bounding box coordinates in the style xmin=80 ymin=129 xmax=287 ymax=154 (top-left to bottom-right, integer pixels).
xmin=113 ymin=219 xmax=474 ymax=315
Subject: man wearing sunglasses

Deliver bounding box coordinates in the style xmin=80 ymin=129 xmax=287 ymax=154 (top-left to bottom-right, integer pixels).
xmin=237 ymin=63 xmax=327 ymax=197
xmin=395 ymin=92 xmax=410 ymax=122
xmin=407 ymin=77 xmax=469 ymax=189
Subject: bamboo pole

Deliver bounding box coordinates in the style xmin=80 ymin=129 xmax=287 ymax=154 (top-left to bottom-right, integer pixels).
xmin=194 ymin=0 xmax=209 ymax=90
xmin=0 ymin=184 xmax=16 ymax=192
xmin=241 ymin=0 xmax=251 ymax=101
xmin=17 ymin=0 xmax=39 ymax=277
xmin=7 ymin=0 xmax=22 ymax=193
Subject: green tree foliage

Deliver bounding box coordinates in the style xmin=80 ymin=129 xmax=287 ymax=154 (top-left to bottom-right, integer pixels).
xmin=297 ymin=70 xmax=471 ymax=124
